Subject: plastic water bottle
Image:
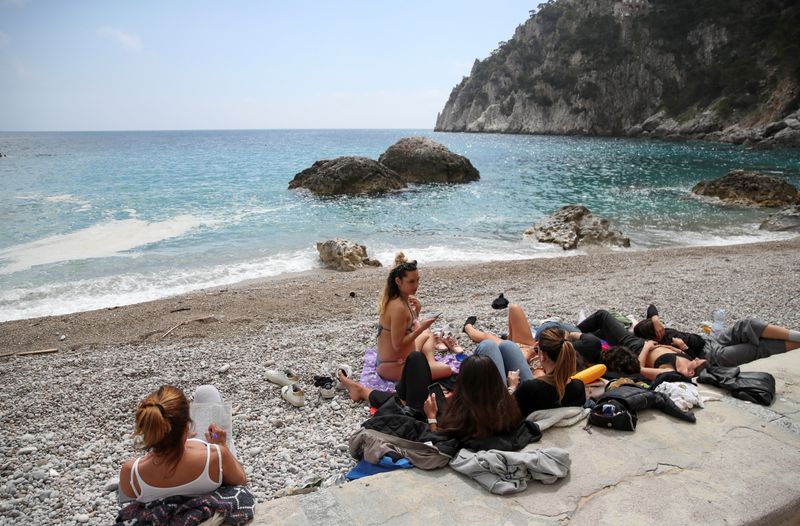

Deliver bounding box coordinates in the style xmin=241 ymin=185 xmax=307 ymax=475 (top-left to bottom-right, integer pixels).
xmin=602 ymin=403 xmax=615 ymax=417
xmin=711 ymin=309 xmax=726 ymax=338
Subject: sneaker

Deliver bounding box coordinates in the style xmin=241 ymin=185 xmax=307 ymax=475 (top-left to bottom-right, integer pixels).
xmin=281 ymin=384 xmax=305 ymax=407
xmin=314 ymin=375 xmax=336 ymax=399
xmin=265 ymin=368 xmax=300 ymax=387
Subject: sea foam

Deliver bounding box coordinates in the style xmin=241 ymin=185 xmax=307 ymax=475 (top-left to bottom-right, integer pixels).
xmin=0 ymin=215 xmax=213 ymax=275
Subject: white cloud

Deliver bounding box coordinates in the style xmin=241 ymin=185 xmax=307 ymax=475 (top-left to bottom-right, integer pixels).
xmin=97 ymin=26 xmax=142 ymax=52
xmin=0 ymin=31 xmax=9 ymax=48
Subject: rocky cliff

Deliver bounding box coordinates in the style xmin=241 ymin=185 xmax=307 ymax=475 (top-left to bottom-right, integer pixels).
xmin=435 ymin=0 xmax=800 ymax=148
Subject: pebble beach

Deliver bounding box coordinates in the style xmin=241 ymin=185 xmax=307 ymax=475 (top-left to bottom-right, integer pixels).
xmin=2 ymin=238 xmax=800 ymax=525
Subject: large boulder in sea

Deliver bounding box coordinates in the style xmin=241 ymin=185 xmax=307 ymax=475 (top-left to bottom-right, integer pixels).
xmin=759 ymin=205 xmax=800 ymax=232
xmin=378 ymin=137 xmax=480 ymax=184
xmin=289 ymin=156 xmax=406 ymax=196
xmin=692 ymin=170 xmax=800 ymax=207
xmin=316 ymin=238 xmax=382 ymax=271
xmin=524 ymin=205 xmax=630 ymax=250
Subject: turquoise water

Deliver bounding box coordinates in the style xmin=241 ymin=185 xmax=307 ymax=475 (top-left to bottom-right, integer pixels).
xmin=1 ymin=129 xmax=798 ymax=321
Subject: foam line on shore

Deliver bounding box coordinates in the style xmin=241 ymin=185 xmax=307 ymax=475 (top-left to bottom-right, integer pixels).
xmin=0 ymin=215 xmax=214 ymax=275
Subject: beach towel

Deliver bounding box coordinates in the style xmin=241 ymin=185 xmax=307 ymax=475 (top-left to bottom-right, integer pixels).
xmin=360 ymin=348 xmax=464 ymax=393
xmin=115 ymin=485 xmax=255 ymax=526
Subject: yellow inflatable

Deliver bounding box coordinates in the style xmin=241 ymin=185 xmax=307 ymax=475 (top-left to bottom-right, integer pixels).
xmin=571 ymin=364 xmax=606 ymax=384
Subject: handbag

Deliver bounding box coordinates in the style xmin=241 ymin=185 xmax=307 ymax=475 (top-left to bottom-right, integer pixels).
xmin=697 ymin=366 xmax=776 ymax=406
xmin=588 ymin=400 xmax=638 ymax=431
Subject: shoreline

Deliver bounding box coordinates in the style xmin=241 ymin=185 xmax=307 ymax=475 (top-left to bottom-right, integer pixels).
xmin=2 ymin=237 xmax=799 ymax=355
xmin=2 ymin=236 xmax=800 ymax=524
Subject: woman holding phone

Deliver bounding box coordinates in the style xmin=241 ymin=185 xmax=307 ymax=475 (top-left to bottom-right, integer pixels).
xmin=375 ymin=253 xmax=452 ymax=382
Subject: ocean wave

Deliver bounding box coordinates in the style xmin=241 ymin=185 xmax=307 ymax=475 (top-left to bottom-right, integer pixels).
xmin=0 ymin=248 xmax=319 ymax=322
xmin=0 ymin=214 xmax=216 ymax=275
xmin=370 ymin=240 xmax=579 ymax=267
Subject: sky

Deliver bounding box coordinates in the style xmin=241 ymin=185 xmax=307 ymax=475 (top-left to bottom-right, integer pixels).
xmin=0 ymin=0 xmax=535 ymax=131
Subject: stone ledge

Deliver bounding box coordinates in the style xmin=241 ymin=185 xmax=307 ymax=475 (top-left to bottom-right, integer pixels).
xmin=252 ymin=351 xmax=800 ymax=525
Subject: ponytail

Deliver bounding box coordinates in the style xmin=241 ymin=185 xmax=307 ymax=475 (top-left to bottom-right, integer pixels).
xmin=132 ymin=385 xmax=190 ymax=470
xmin=538 ymin=328 xmax=577 ymax=400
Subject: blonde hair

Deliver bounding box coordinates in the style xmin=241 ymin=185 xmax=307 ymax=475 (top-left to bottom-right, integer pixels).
xmin=378 ymin=252 xmax=417 ymax=314
xmin=133 ymin=385 xmax=190 ymax=469
xmin=537 ymin=328 xmax=577 ymax=400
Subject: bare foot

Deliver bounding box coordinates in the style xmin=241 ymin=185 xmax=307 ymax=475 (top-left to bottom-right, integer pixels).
xmin=338 ymin=369 xmax=371 ymax=403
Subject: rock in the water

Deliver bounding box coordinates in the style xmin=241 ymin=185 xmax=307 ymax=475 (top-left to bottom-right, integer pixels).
xmin=692 ymin=170 xmax=800 ymax=207
xmin=316 ymin=238 xmax=382 ymax=271
xmin=524 ymin=205 xmax=630 ymax=250
xmin=288 ymin=156 xmax=405 ymax=196
xmin=760 ymin=205 xmax=800 ymax=232
xmin=378 ymin=137 xmax=479 ymax=184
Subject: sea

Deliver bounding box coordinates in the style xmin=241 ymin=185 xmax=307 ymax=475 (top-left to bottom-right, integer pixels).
xmin=1 ymin=129 xmax=799 ymax=322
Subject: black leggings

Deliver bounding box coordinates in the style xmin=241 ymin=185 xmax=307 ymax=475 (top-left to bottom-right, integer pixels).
xmin=578 ymin=310 xmax=645 ymax=354
xmin=367 ymin=352 xmax=432 ymax=411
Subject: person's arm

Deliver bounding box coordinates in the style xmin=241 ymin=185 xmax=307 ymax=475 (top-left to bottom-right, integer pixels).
xmin=639 ymin=340 xmax=657 ymax=368
xmin=118 ymin=459 xmax=136 ymax=499
xmin=423 ymin=393 xmax=439 ymax=431
xmin=206 ymin=424 xmax=247 ymax=486
xmin=388 ymin=302 xmax=436 ymax=353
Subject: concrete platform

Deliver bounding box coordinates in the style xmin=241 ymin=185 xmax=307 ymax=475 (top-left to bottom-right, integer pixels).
xmin=253 ymin=352 xmax=800 ymax=525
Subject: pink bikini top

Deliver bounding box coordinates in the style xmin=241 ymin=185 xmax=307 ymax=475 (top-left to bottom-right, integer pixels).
xmin=131 ymin=438 xmax=222 ymax=503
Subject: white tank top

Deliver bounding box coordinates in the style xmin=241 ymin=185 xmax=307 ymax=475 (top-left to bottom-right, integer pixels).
xmin=131 ymin=438 xmax=222 ymax=503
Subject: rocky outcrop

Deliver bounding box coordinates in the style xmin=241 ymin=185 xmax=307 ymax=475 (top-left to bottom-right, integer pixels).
xmin=759 ymin=205 xmax=800 ymax=232
xmin=692 ymin=170 xmax=800 ymax=207
xmin=378 ymin=137 xmax=480 ymax=184
xmin=0 ymin=152 xmax=6 ymax=158
xmin=435 ymin=0 xmax=800 ymax=149
xmin=288 ymin=157 xmax=405 ymax=196
xmin=316 ymin=239 xmax=382 ymax=271
xmin=524 ymin=204 xmax=630 ymax=250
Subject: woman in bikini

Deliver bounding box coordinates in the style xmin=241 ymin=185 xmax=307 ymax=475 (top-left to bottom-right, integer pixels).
xmin=376 ymin=253 xmax=452 ymax=382
xmin=118 ymin=385 xmax=247 ymax=503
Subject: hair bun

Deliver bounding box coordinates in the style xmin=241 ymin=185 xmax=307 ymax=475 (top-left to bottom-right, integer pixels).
xmin=393 ymin=251 xmax=408 ymax=266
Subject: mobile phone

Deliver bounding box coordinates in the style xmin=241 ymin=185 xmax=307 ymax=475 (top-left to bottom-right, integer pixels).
xmin=427 ymin=383 xmax=446 ymax=415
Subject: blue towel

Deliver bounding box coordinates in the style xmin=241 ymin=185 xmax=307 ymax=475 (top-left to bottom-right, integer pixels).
xmin=345 ymin=455 xmax=413 ymax=480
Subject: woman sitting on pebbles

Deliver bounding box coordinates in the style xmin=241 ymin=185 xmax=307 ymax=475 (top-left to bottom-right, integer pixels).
xmin=118 ymin=385 xmax=247 ymax=503
xmin=376 ymin=253 xmax=452 ymax=382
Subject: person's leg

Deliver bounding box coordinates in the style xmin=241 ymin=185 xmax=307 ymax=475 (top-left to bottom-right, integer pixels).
xmin=497 ymin=341 xmax=535 ymax=382
xmin=507 ymin=304 xmax=536 ymax=346
xmin=464 ymin=323 xmax=503 ymax=344
xmin=415 ymin=329 xmax=454 ymax=380
xmin=760 ymin=324 xmax=800 ymax=350
xmin=395 ymin=352 xmax=433 ymax=410
xmin=337 ymin=370 xmax=375 ymax=403
xmin=572 ymin=333 xmax=603 ymax=365
xmin=716 ymin=319 xmax=799 ymax=365
xmin=193 ymin=385 xmax=223 ymax=404
xmin=578 ymin=310 xmax=644 ymax=352
xmin=475 ymin=340 xmax=509 ymax=386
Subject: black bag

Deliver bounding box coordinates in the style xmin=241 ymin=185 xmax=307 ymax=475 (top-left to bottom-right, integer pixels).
xmin=588 ymin=400 xmax=638 ymax=431
xmin=697 ymin=366 xmax=776 ymax=406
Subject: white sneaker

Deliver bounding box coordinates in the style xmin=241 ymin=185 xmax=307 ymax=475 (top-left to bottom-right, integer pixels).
xmin=265 ymin=368 xmax=300 ymax=387
xmin=281 ymin=384 xmax=305 ymax=407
